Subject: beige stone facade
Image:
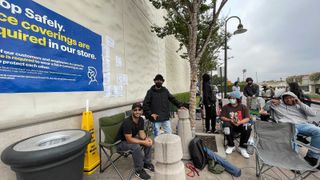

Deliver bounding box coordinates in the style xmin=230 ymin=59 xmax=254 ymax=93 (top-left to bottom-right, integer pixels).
xmin=0 ymin=1 xmax=190 ymax=179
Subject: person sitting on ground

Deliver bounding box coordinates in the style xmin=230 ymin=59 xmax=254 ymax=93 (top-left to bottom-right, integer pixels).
xmin=116 ymin=102 xmax=154 ymax=180
xmin=243 ymin=77 xmax=260 ymax=109
xmin=262 ymin=91 xmax=319 ymax=169
xmin=221 ymin=91 xmax=252 ymax=158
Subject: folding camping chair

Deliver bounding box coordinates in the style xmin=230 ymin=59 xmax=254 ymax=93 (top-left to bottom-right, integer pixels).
xmin=254 ymin=121 xmax=320 ymax=179
xmin=99 ymin=113 xmax=134 ymax=180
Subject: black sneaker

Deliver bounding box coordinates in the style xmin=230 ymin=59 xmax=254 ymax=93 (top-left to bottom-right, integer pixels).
xmin=144 ymin=163 xmax=155 ymax=172
xmin=304 ymin=155 xmax=320 ymax=169
xmin=135 ymin=169 xmax=151 ymax=180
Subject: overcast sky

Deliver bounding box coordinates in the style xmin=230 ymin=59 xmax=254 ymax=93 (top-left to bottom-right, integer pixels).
xmin=218 ymin=0 xmax=320 ymax=83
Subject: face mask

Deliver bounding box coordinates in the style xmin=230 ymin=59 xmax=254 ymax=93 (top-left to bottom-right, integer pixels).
xmin=229 ymin=99 xmax=237 ymax=105
xmin=155 ymin=82 xmax=162 ymax=88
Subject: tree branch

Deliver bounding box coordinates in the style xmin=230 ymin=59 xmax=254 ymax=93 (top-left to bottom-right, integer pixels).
xmin=196 ymin=0 xmax=227 ymax=59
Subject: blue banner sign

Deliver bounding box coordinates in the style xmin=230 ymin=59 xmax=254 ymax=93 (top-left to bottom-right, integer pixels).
xmin=0 ymin=0 xmax=103 ymax=93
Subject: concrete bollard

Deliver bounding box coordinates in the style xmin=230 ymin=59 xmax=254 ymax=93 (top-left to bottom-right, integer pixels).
xmin=154 ymin=134 xmax=186 ymax=180
xmin=177 ymin=109 xmax=193 ymax=160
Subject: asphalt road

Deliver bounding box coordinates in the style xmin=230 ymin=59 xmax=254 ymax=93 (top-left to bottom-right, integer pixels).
xmin=309 ymin=103 xmax=320 ymax=123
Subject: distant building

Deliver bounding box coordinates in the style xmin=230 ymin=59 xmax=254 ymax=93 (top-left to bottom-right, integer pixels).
xmin=258 ymin=80 xmax=287 ymax=91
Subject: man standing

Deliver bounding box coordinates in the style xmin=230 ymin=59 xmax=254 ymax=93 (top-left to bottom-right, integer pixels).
xmin=116 ymin=102 xmax=154 ymax=180
xmin=243 ymin=77 xmax=260 ymax=109
xmin=263 ymin=91 xmax=319 ymax=169
xmin=143 ymin=74 xmax=183 ymax=137
xmin=202 ymin=74 xmax=217 ymax=133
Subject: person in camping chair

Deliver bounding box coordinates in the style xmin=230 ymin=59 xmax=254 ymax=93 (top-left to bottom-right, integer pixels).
xmin=262 ymin=91 xmax=319 ymax=169
xmin=221 ymin=91 xmax=252 ymax=159
xmin=116 ymin=102 xmax=154 ymax=180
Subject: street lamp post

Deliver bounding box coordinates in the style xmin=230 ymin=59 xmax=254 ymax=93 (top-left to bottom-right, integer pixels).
xmin=224 ymin=16 xmax=247 ymax=98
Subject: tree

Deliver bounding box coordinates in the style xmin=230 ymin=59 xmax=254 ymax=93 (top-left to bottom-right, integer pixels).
xmin=149 ymin=0 xmax=228 ymax=128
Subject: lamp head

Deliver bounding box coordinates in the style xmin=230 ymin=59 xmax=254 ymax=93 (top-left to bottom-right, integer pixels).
xmin=233 ymin=23 xmax=247 ymax=35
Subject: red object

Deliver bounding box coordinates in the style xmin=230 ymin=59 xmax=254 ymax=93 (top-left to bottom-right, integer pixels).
xmin=237 ymin=111 xmax=243 ymax=121
xmin=186 ymin=162 xmax=199 ymax=177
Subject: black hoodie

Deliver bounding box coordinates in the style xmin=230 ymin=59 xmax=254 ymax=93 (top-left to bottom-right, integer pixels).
xmin=143 ymin=85 xmax=182 ymax=122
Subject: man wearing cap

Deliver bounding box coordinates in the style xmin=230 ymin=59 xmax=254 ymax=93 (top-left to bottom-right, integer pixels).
xmin=221 ymin=91 xmax=252 ymax=158
xmin=116 ymin=103 xmax=154 ymax=180
xmin=263 ymin=91 xmax=319 ymax=169
xmin=143 ymin=74 xmax=184 ymax=137
xmin=244 ymin=77 xmax=260 ymax=109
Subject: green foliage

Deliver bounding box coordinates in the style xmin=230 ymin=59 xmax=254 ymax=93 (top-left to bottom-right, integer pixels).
xmin=149 ymin=0 xmax=227 ymax=61
xmin=169 ymin=92 xmax=191 ymax=112
xmin=306 ymin=93 xmax=320 ymax=98
xmin=309 ymin=72 xmax=320 ymax=82
xmin=211 ymin=74 xmax=224 ymax=86
xmin=174 ymin=92 xmax=191 ymax=103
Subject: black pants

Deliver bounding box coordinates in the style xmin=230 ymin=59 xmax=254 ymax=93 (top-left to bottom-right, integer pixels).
xmin=224 ymin=121 xmax=252 ymax=148
xmin=204 ymin=104 xmax=216 ymax=132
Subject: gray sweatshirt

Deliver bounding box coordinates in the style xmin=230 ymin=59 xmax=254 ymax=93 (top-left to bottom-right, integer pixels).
xmin=264 ymin=91 xmax=316 ymax=124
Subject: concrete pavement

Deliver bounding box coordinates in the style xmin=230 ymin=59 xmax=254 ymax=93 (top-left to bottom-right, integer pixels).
xmin=84 ymin=114 xmax=320 ymax=180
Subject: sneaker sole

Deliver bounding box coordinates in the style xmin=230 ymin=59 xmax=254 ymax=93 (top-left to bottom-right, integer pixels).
xmin=135 ymin=173 xmax=150 ymax=180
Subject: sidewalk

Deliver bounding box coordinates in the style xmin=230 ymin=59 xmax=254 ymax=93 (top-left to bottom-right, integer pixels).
xmin=84 ymin=115 xmax=320 ymax=180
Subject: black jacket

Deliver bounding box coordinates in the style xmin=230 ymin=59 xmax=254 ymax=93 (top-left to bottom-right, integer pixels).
xmin=202 ymin=82 xmax=216 ymax=106
xmin=143 ymin=85 xmax=182 ymax=122
xmin=243 ymin=84 xmax=259 ymax=97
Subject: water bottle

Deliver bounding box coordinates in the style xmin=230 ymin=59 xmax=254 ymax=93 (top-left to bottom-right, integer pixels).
xmin=247 ymin=137 xmax=254 ymax=155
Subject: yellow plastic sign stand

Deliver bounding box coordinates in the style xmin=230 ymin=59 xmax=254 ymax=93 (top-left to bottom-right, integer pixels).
xmin=81 ymin=111 xmax=100 ymax=175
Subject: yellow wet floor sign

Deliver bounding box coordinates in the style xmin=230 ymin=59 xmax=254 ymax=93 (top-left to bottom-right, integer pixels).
xmin=81 ymin=111 xmax=100 ymax=175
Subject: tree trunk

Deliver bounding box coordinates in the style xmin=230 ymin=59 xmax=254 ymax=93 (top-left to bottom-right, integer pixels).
xmin=188 ymin=1 xmax=200 ymax=128
xmin=189 ymin=61 xmax=198 ymax=128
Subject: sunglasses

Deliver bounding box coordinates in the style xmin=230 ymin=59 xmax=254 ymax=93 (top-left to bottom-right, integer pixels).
xmin=133 ymin=108 xmax=142 ymax=112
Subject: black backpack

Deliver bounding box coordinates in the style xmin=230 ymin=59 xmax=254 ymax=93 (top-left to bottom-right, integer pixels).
xmin=189 ymin=137 xmax=207 ymax=170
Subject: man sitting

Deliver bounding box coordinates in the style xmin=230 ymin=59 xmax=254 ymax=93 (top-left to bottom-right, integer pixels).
xmin=221 ymin=91 xmax=252 ymax=158
xmin=115 ymin=102 xmax=154 ymax=180
xmin=262 ymin=91 xmax=319 ymax=168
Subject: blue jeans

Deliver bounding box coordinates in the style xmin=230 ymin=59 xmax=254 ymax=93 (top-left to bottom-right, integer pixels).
xmin=296 ymin=123 xmax=320 ymax=159
xmin=153 ymin=120 xmax=172 ymax=137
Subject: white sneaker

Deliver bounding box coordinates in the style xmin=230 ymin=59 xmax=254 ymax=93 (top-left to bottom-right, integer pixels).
xmin=225 ymin=146 xmax=235 ymax=154
xmin=238 ymin=147 xmax=250 ymax=158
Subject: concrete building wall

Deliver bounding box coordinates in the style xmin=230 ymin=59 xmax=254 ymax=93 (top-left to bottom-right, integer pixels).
xmin=0 ymin=0 xmax=190 ymax=179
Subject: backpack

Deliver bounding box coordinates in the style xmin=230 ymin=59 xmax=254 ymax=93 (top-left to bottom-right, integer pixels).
xmin=189 ymin=137 xmax=207 ymax=170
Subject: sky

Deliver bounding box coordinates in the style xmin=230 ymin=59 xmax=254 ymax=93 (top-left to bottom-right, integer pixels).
xmin=218 ymin=0 xmax=320 ymax=83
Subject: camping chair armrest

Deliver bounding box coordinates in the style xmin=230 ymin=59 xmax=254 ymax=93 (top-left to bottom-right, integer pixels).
xmin=295 ymin=141 xmax=320 ymax=154
xmin=100 ymin=140 xmax=122 ymax=148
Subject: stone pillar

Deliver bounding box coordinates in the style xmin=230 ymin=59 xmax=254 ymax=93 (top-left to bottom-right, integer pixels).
xmin=177 ymin=109 xmax=193 ymax=160
xmin=154 ymin=134 xmax=186 ymax=180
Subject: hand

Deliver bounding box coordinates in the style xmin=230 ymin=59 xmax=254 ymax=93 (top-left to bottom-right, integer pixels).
xmin=151 ymin=114 xmax=158 ymax=121
xmin=259 ymin=109 xmax=269 ymax=115
xmin=232 ymin=120 xmax=241 ymax=126
xmin=295 ymin=98 xmax=301 ymax=104
xmin=180 ymin=106 xmax=187 ymax=110
xmin=143 ymin=138 xmax=153 ymax=147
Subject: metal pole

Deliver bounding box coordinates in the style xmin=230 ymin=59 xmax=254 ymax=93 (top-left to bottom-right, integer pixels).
xmin=224 ymin=16 xmax=244 ymax=98
xmin=224 ymin=24 xmax=228 ymax=98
